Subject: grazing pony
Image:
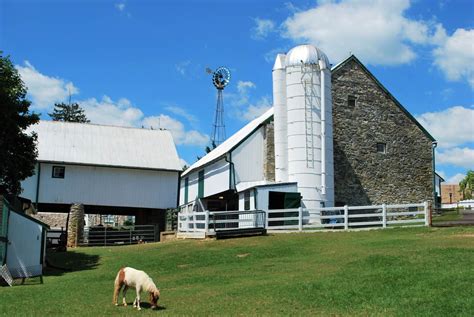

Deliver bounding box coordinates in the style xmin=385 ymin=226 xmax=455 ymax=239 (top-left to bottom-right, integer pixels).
xmin=113 ymin=267 xmax=160 ymax=310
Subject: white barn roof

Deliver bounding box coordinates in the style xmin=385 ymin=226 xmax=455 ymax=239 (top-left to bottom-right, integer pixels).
xmin=182 ymin=108 xmax=274 ymax=176
xmin=29 ymin=121 xmax=182 ymax=171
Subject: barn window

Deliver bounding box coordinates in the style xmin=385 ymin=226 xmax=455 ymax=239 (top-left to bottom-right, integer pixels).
xmin=52 ymin=166 xmax=65 ymax=178
xmin=348 ymin=95 xmax=356 ymax=107
xmin=244 ymin=190 xmax=251 ymax=210
xmin=376 ymin=143 xmax=387 ymax=154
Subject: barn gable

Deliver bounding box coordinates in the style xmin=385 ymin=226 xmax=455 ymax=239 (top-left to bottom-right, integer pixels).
xmin=331 ymin=55 xmax=435 ymax=206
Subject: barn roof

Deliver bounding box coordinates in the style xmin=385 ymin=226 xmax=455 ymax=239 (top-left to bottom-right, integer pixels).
xmin=28 ymin=121 xmax=182 ymax=171
xmin=182 ymin=108 xmax=274 ymax=176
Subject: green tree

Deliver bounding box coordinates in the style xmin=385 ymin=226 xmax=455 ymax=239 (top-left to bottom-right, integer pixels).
xmin=459 ymin=170 xmax=474 ymax=200
xmin=0 ymin=53 xmax=40 ymax=195
xmin=49 ymin=102 xmax=90 ymax=123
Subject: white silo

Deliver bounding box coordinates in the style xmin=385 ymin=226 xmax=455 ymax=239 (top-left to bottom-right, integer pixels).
xmin=272 ymin=54 xmax=288 ymax=182
xmin=275 ymin=44 xmax=334 ymax=212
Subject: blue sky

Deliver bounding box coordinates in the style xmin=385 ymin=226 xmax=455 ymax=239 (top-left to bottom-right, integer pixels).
xmin=1 ymin=0 xmax=473 ymax=183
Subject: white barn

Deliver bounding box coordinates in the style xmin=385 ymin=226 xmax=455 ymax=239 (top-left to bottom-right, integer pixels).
xmin=20 ymin=121 xmax=182 ymax=228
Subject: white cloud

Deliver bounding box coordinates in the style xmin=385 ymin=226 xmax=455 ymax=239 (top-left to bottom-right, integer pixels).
xmin=252 ymin=18 xmax=276 ymax=40
xmin=282 ymin=0 xmax=441 ymax=65
xmin=241 ymin=96 xmax=272 ymax=121
xmin=437 ymin=147 xmax=474 ymax=170
xmin=16 ymin=61 xmax=79 ymax=110
xmin=444 ymin=173 xmax=466 ymax=184
xmin=433 ymin=28 xmax=474 ymax=88
xmin=115 ymin=3 xmax=125 ymax=11
xmin=416 ymin=106 xmax=474 ymax=149
xmin=142 ymin=115 xmax=209 ymax=146
xmin=81 ymin=96 xmax=143 ymax=127
xmin=175 ymin=60 xmax=191 ymax=76
xmin=237 ymin=80 xmax=256 ymax=93
xmin=165 ymin=105 xmax=197 ymax=122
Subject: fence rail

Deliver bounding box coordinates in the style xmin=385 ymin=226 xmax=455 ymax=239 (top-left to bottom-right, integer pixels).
xmin=178 ymin=202 xmax=429 ymax=237
xmin=79 ymin=224 xmax=158 ymax=246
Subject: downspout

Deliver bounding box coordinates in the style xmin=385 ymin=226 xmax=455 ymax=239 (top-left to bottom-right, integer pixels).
xmin=432 ymin=141 xmax=438 ymax=207
xmin=35 ymin=163 xmax=41 ymax=210
xmin=225 ymin=153 xmax=236 ymax=190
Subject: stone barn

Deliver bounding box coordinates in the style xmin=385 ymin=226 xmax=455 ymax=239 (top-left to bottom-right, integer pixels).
xmin=179 ymin=45 xmax=436 ymax=214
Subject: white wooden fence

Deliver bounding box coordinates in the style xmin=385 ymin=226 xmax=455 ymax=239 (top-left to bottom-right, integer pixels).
xmin=177 ymin=202 xmax=429 ymax=238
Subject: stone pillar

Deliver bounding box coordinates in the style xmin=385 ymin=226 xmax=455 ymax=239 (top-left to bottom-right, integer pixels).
xmin=67 ymin=204 xmax=84 ymax=247
xmin=263 ymin=122 xmax=275 ymax=182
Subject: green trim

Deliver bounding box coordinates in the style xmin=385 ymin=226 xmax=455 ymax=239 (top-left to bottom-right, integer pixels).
xmin=331 ymin=55 xmax=436 ymax=142
xmin=39 ymin=227 xmax=46 ymax=265
xmin=35 ymin=162 xmax=41 ymax=209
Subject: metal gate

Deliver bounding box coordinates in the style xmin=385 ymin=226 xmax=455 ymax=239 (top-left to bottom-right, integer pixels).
xmin=80 ymin=224 xmax=158 ymax=247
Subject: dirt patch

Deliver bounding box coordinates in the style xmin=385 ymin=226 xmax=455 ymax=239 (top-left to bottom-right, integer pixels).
xmin=452 ymin=234 xmax=474 ymax=238
xmin=236 ymin=253 xmax=250 ymax=258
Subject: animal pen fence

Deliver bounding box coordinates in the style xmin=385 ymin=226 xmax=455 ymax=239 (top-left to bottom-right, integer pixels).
xmin=78 ymin=224 xmax=159 ymax=246
xmin=177 ymin=202 xmax=429 ymax=238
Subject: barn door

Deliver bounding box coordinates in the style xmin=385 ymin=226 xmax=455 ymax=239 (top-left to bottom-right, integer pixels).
xmin=0 ymin=199 xmax=9 ymax=265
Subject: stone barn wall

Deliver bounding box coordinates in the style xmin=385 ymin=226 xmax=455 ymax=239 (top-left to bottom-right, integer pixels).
xmin=331 ymin=56 xmax=434 ymax=206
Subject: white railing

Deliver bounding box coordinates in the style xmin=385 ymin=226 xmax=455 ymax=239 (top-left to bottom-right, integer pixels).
xmin=177 ymin=202 xmax=429 ymax=236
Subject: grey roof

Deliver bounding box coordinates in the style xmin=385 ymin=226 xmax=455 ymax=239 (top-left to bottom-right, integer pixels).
xmin=28 ymin=121 xmax=182 ymax=171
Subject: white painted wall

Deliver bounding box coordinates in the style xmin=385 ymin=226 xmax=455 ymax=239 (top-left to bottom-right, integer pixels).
xmin=232 ymin=127 xmax=264 ymax=185
xmin=21 ymin=163 xmax=179 ymax=209
xmin=179 ymin=158 xmax=230 ymax=205
xmin=7 ymin=211 xmax=45 ymax=278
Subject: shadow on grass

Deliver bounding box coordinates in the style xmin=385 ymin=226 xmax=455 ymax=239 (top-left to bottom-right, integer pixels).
xmin=44 ymin=250 xmax=100 ymax=276
xmin=118 ymin=303 xmax=166 ymax=311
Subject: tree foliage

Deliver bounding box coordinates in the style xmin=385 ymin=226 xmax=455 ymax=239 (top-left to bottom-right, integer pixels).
xmin=49 ymin=102 xmax=90 ymax=123
xmin=0 ymin=53 xmax=39 ymax=195
xmin=459 ymin=170 xmax=474 ymax=200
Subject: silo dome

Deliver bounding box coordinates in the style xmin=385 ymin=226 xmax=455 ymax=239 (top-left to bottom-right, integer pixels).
xmin=285 ymin=44 xmax=330 ymax=69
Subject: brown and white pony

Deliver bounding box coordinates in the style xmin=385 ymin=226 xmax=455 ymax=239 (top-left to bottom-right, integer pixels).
xmin=113 ymin=267 xmax=160 ymax=310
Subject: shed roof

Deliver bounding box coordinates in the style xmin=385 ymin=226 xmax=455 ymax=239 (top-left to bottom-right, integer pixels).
xmin=182 ymin=108 xmax=274 ymax=176
xmin=28 ymin=121 xmax=182 ymax=171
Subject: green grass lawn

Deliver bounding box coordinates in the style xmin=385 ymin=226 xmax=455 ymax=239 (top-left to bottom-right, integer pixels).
xmin=432 ymin=209 xmax=463 ymax=222
xmin=1 ymin=227 xmax=473 ymax=316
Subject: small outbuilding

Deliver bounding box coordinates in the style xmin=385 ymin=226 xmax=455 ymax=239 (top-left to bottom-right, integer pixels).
xmin=1 ymin=196 xmax=49 ymax=284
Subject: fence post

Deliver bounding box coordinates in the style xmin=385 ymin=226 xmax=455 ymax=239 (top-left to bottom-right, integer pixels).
xmin=129 ymin=226 xmax=132 ymax=245
xmin=424 ymin=201 xmax=429 ymax=226
xmin=104 ymin=226 xmax=107 ymax=247
xmin=205 ymin=210 xmax=209 ymax=235
xmin=344 ymin=205 xmax=349 ymax=230
xmin=298 ymin=207 xmax=303 ymax=231
xmin=382 ymin=203 xmax=387 ymax=228
xmin=265 ymin=210 xmax=269 ymax=229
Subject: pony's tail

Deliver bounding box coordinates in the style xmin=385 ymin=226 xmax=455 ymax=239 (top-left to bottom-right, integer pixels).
xmin=113 ymin=267 xmax=125 ymax=305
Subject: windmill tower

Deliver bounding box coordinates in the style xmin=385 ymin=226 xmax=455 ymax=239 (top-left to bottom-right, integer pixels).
xmin=208 ymin=66 xmax=231 ymax=146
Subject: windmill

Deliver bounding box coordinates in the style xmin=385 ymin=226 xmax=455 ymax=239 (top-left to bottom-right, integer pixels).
xmin=207 ymin=66 xmax=231 ymax=146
